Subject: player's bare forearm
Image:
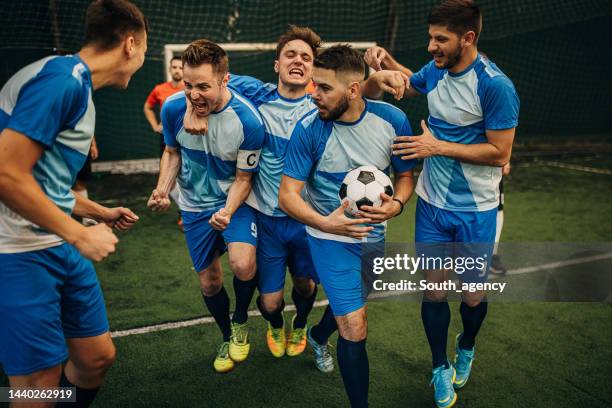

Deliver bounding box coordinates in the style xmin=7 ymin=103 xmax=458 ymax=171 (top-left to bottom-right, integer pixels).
xmin=72 ymin=192 xmax=111 ymax=221
xmin=155 ymin=147 xmax=180 ymax=195
xmin=436 ymin=140 xmax=511 ymax=166
xmin=393 ymin=171 xmax=415 ymax=204
xmin=143 ymin=103 xmax=160 ymax=130
xmin=278 ymin=175 xmax=327 ymax=230
xmin=224 ymin=170 xmax=253 ymax=216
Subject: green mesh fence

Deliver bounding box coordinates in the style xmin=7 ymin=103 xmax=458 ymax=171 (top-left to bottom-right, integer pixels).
xmin=1 ymin=1 xmax=611 ymax=160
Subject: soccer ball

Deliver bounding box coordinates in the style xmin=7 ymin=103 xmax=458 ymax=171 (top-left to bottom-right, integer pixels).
xmin=339 ymin=165 xmax=394 ymax=216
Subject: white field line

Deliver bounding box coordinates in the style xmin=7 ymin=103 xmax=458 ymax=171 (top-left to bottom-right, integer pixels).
xmin=525 ymin=160 xmax=612 ymax=175
xmin=110 ymin=251 xmax=612 ymax=339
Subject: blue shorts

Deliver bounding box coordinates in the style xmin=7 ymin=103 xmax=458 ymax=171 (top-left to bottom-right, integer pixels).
xmin=182 ymin=204 xmax=257 ymax=272
xmin=307 ymin=236 xmax=383 ymax=317
xmin=256 ymin=212 xmax=317 ymax=294
xmin=0 ymin=244 xmax=109 ymax=376
xmin=415 ymin=198 xmax=496 ymax=281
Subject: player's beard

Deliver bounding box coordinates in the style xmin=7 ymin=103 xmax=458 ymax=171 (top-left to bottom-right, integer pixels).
xmin=172 ymin=73 xmax=183 ymax=82
xmin=441 ymin=45 xmax=463 ymax=70
xmin=317 ymin=95 xmax=349 ymax=122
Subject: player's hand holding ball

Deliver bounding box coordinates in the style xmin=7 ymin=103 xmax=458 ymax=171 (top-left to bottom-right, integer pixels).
xmin=183 ymin=98 xmax=208 ymax=135
xmin=321 ymin=200 xmax=374 ymax=239
xmin=209 ymin=208 xmax=231 ymax=231
xmin=356 ymin=192 xmax=401 ymax=223
xmin=147 ymin=189 xmax=171 ymax=211
xmin=74 ymin=223 xmax=118 ymax=262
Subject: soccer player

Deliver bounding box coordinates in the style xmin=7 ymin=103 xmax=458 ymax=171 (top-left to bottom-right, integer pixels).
xmin=144 ymin=56 xmax=184 ymax=156
xmin=279 ymin=45 xmax=417 ymax=408
xmin=147 ymin=39 xmax=264 ymax=373
xmin=0 ymin=0 xmax=146 ymax=406
xmin=364 ymin=1 xmax=520 ymax=406
xmin=223 ymin=26 xmax=323 ymax=360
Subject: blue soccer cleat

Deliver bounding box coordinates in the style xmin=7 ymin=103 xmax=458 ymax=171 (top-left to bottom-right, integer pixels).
xmin=306 ymin=327 xmax=334 ymax=373
xmin=453 ymin=333 xmax=475 ymax=389
xmin=430 ymin=362 xmax=457 ymax=408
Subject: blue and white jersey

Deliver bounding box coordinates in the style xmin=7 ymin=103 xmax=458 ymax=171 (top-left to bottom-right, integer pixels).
xmin=228 ymin=74 xmax=317 ymax=217
xmin=0 ymin=55 xmax=95 ymax=253
xmin=162 ymin=89 xmax=265 ymax=212
xmin=410 ymin=54 xmax=520 ymax=212
xmin=284 ymin=99 xmax=417 ymax=243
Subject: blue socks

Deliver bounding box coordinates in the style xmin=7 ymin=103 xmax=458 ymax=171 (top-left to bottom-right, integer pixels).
xmin=337 ymin=336 xmax=369 ymax=408
xmin=421 ymin=300 xmax=451 ymax=369
xmin=310 ymin=305 xmax=337 ymax=344
xmin=292 ymin=285 xmax=317 ymax=329
xmin=202 ymin=287 xmax=231 ymax=341
xmin=232 ymin=275 xmax=257 ymax=324
xmin=459 ymin=301 xmax=488 ymax=350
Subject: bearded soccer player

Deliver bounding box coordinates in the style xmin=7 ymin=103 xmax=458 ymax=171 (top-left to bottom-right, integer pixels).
xmin=364 ymin=1 xmax=520 ymax=407
xmin=0 ymin=1 xmax=145 ymax=406
xmin=279 ymin=45 xmax=417 ymax=408
xmin=147 ymin=39 xmax=264 ymax=373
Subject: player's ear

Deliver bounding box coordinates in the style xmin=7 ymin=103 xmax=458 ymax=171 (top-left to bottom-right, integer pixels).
xmin=124 ymin=36 xmax=136 ymax=58
xmin=463 ymin=31 xmax=476 ymax=47
xmin=220 ymin=72 xmax=230 ymax=87
xmin=348 ymin=81 xmax=360 ymax=100
xmin=274 ymin=60 xmax=280 ymax=74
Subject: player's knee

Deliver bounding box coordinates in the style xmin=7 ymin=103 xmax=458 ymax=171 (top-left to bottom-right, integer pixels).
xmin=462 ymin=297 xmax=484 ymax=308
xmin=260 ymin=294 xmax=283 ymax=313
xmin=293 ymin=277 xmax=315 ymax=297
xmin=74 ymin=344 xmax=116 ymax=373
xmin=200 ymin=277 xmax=222 ymax=296
xmin=230 ymin=258 xmax=256 ymax=280
xmin=424 ymin=290 xmax=448 ymax=302
xmin=337 ymin=315 xmax=367 ymax=342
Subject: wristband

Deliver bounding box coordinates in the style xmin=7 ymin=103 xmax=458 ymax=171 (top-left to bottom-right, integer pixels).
xmin=392 ymin=198 xmax=404 ymax=216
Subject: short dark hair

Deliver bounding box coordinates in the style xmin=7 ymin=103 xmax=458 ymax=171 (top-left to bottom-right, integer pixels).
xmin=170 ymin=56 xmax=182 ymax=64
xmin=182 ymin=39 xmax=229 ymax=75
xmin=276 ymin=25 xmax=321 ymax=59
xmin=428 ymin=0 xmax=482 ymax=42
xmin=83 ymin=0 xmax=148 ymax=51
xmin=314 ymin=45 xmax=365 ymax=79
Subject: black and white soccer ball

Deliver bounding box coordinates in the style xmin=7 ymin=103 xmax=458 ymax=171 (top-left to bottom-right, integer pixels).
xmin=339 ymin=165 xmax=394 ymax=216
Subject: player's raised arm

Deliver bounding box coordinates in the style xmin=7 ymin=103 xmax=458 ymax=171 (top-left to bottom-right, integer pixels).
xmin=364 ymin=46 xmax=420 ymax=98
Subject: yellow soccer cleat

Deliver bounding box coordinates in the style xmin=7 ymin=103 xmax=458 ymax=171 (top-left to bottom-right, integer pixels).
xmin=213 ymin=341 xmax=234 ymax=373
xmin=286 ymin=316 xmax=307 ymax=357
xmin=229 ymin=321 xmax=250 ymax=362
xmin=266 ymin=320 xmax=286 ymax=358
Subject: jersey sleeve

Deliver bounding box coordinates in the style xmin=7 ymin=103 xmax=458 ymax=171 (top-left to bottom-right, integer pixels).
xmin=7 ymin=73 xmax=84 ymax=149
xmin=237 ymin=119 xmax=265 ymax=172
xmin=409 ymin=61 xmax=435 ymax=95
xmin=161 ymin=99 xmax=181 ymax=148
xmin=283 ymin=121 xmax=315 ymax=181
xmin=145 ymin=86 xmax=159 ymax=108
xmin=392 ymin=117 xmax=418 ymax=173
xmin=228 ymin=74 xmax=266 ymax=102
xmin=481 ymin=76 xmax=520 ymax=130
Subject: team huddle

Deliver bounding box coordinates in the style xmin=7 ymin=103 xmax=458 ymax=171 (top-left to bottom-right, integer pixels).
xmin=0 ymin=0 xmax=518 ymax=407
